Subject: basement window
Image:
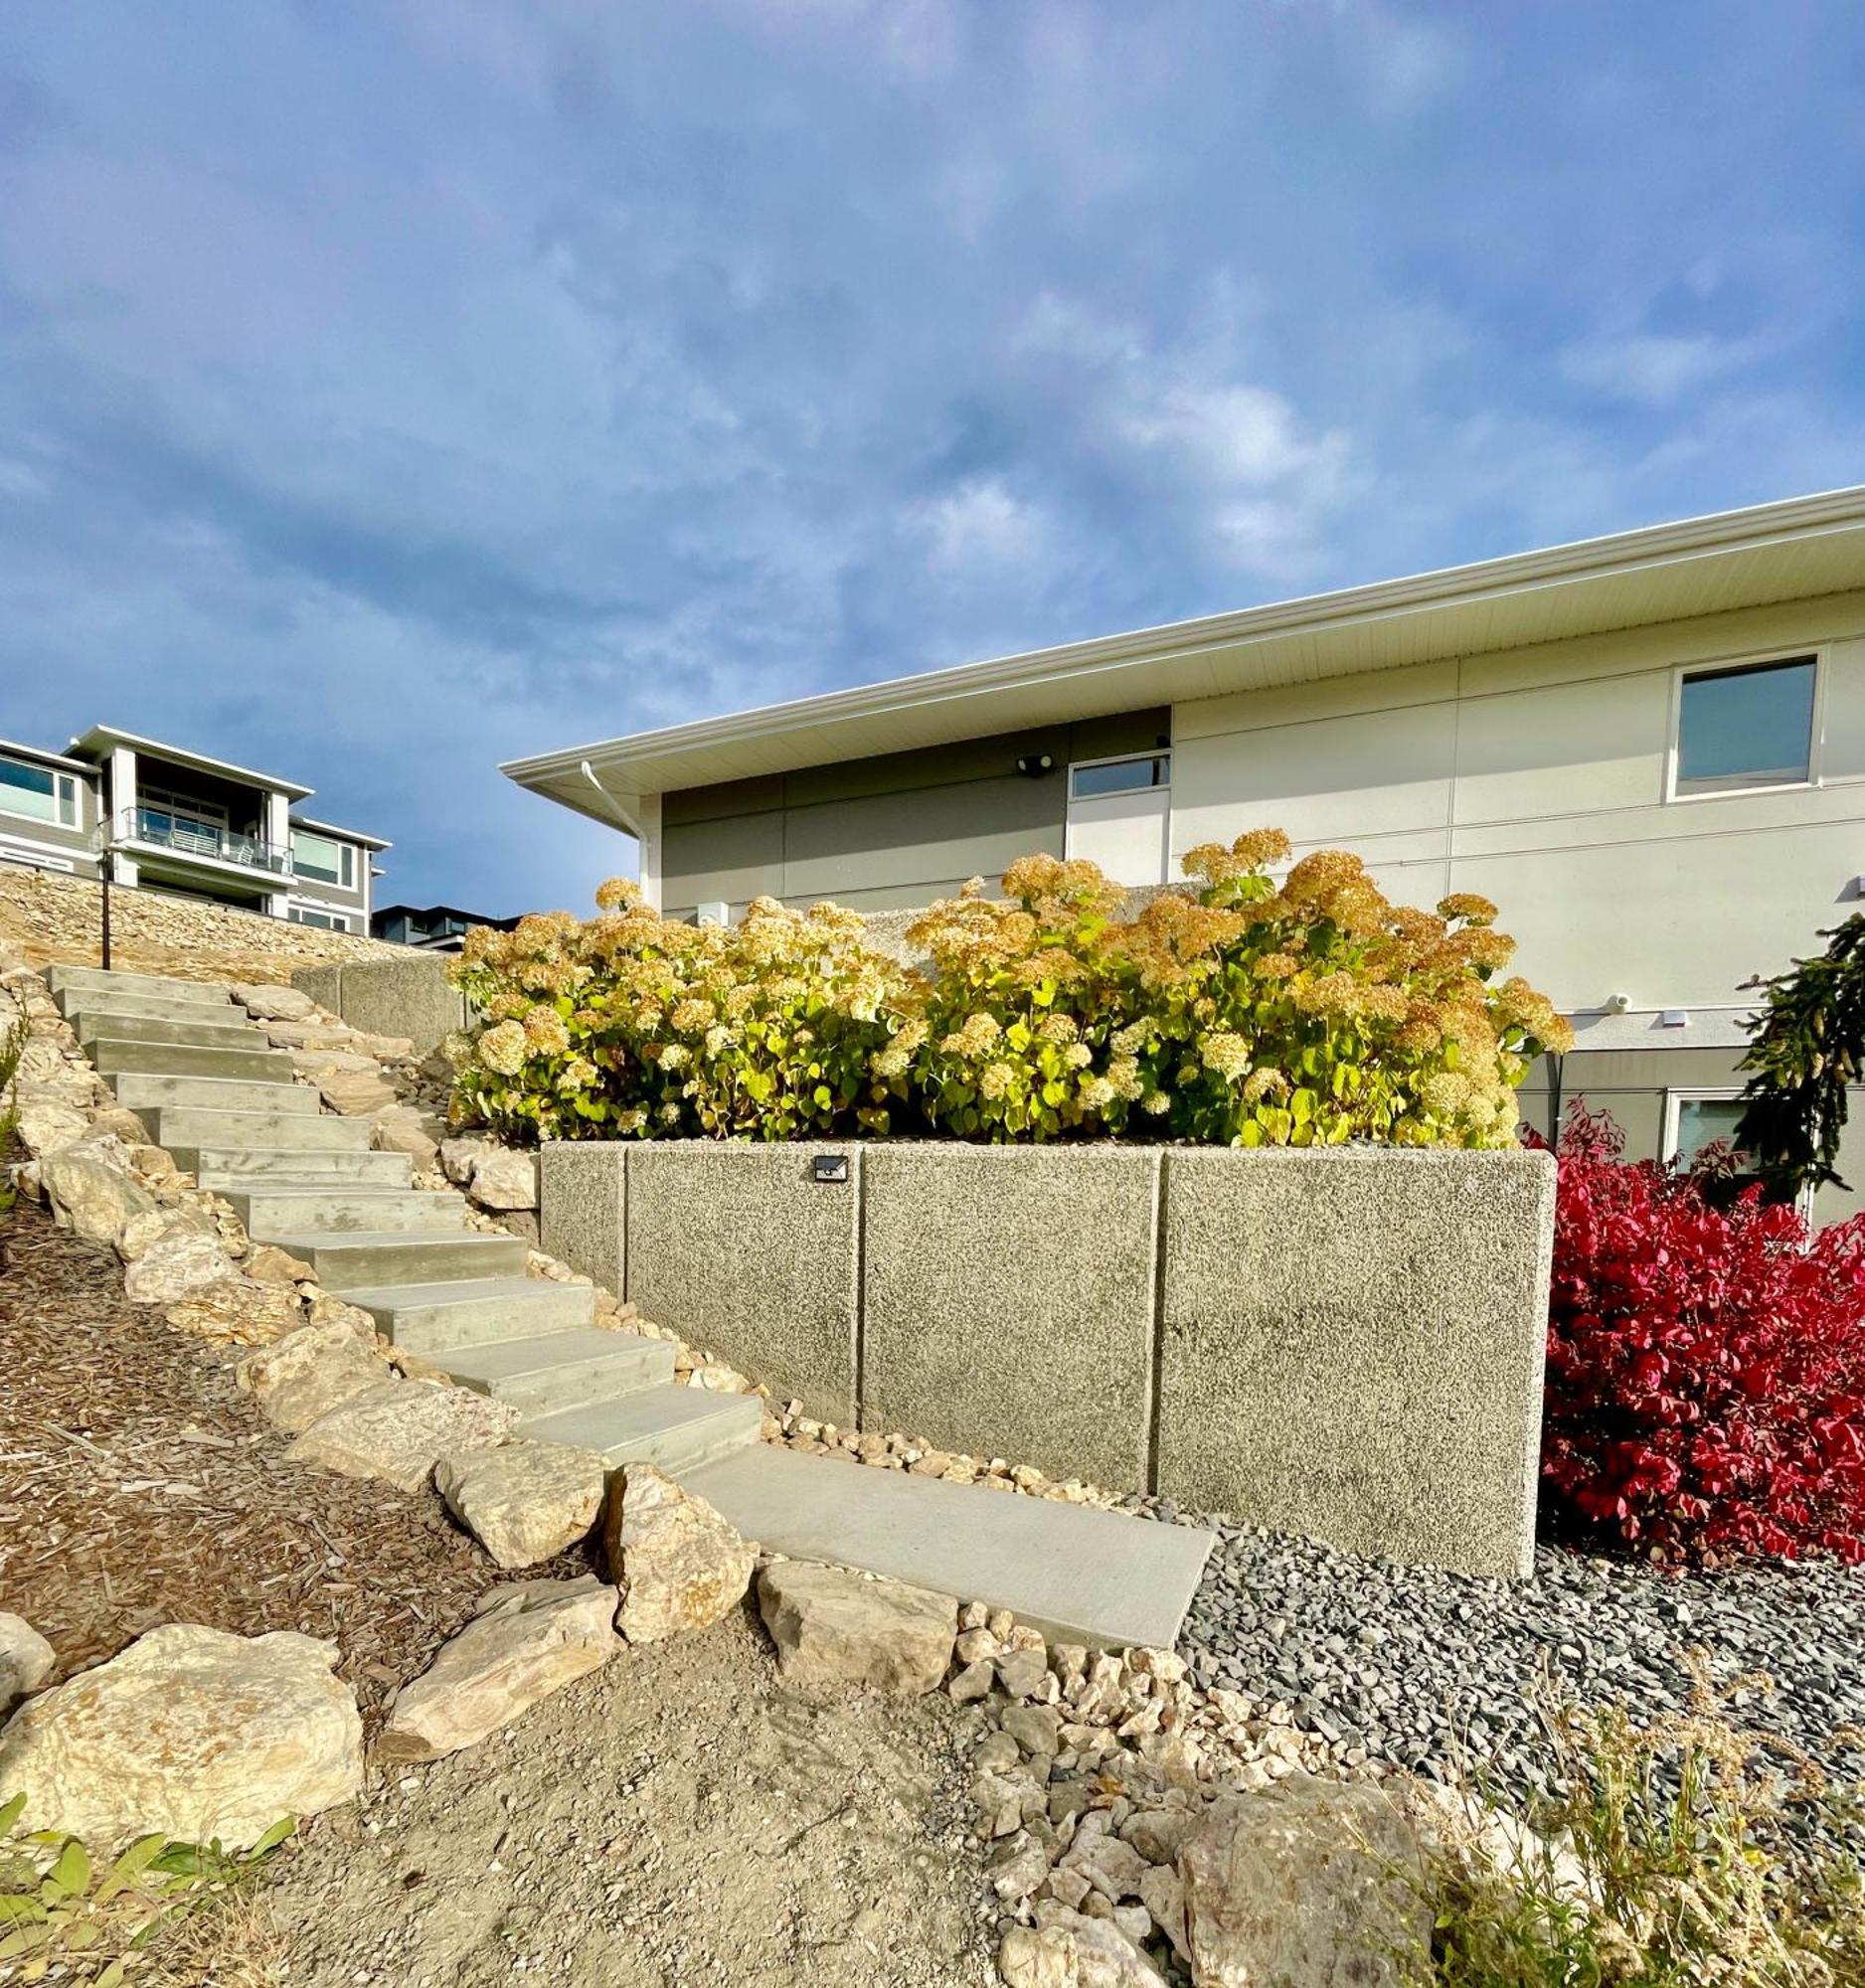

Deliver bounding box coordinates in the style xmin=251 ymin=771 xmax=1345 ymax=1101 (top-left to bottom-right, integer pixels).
xmin=1673 ymin=655 xmax=1816 ymax=797
xmin=1069 ymin=753 xmax=1171 ymax=800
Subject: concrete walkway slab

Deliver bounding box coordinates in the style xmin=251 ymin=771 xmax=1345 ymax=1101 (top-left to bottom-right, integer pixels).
xmin=684 ymin=1445 xmax=1214 ymax=1651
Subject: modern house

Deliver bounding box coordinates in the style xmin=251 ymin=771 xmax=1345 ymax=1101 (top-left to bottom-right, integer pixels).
xmin=502 ymin=486 xmax=1865 ymax=1213
xmin=372 ymin=904 xmax=520 ymax=951
xmin=0 ymin=725 xmax=387 ymax=933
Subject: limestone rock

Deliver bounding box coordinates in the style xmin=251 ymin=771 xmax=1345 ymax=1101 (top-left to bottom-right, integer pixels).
xmin=604 ymin=1464 xmax=755 ymax=1642
xmin=167 ymin=1278 xmax=305 ymax=1345
xmin=117 ymin=1205 xmax=212 ymax=1261
xmin=380 ymin=1576 xmax=618 ymax=1762
xmin=0 ymin=1625 xmax=361 ymax=1849
xmin=40 ymin=1149 xmax=156 ymax=1246
xmin=14 ymin=1095 xmax=88 ymax=1158
xmin=86 ymin=1104 xmax=150 ymax=1145
xmin=315 ymin=1066 xmax=398 ymax=1115
xmin=438 ymin=1135 xmax=499 ymax=1186
xmin=370 ymin=1106 xmax=440 ymax=1165
xmin=467 ymin=1147 xmax=537 ymax=1212
xmin=436 ymin=1440 xmax=607 ymax=1569
xmin=237 ymin=1320 xmax=387 ymax=1432
xmin=757 ymin=1563 xmax=954 ymax=1697
xmin=123 ymin=1230 xmax=239 ymax=1304
xmin=0 ymin=1614 xmax=55 ymax=1710
xmin=284 ymin=1380 xmax=520 ymax=1491
xmin=247 ymin=1242 xmax=315 ymax=1284
xmin=1178 ymin=1774 xmax=1428 ymax=1988
xmin=999 ymin=1909 xmax=1163 ymax=1986
xmin=306 ymin=1288 xmax=380 ymax=1337
xmin=231 ymin=982 xmax=316 ymax=1020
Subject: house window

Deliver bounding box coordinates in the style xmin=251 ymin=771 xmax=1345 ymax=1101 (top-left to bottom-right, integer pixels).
xmin=291 ymin=830 xmax=355 ymax=890
xmin=0 ymin=755 xmax=80 ymax=829
xmin=288 ymin=907 xmax=352 ymax=931
xmin=1673 ymin=656 xmax=1816 ymax=797
xmin=1069 ymin=752 xmax=1171 ymax=800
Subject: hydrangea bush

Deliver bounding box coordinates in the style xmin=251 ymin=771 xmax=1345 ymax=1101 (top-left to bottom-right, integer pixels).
xmin=449 ymin=830 xmax=1572 ymax=1148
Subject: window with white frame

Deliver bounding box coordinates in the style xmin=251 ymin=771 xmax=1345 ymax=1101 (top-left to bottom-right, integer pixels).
xmin=291 ymin=829 xmax=355 ymax=890
xmin=0 ymin=754 xmax=81 ymax=829
xmin=1672 ymin=655 xmax=1816 ymax=797
xmin=1068 ymin=752 xmax=1171 ymax=800
xmin=288 ymin=907 xmax=352 ymax=931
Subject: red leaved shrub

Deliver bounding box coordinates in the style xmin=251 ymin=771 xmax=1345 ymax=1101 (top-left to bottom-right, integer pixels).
xmin=1539 ymin=1106 xmax=1865 ymax=1564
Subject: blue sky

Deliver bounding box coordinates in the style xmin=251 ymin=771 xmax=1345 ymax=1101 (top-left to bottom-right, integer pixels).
xmin=2 ymin=3 xmax=1862 ymax=913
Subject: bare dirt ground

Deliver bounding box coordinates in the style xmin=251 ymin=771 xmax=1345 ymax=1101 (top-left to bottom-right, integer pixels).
xmin=1 ymin=1183 xmax=996 ymax=1987
xmin=252 ymin=1610 xmax=997 ymax=1988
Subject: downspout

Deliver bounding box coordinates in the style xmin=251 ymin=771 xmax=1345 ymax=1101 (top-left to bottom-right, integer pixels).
xmin=578 ymin=760 xmax=658 ymax=909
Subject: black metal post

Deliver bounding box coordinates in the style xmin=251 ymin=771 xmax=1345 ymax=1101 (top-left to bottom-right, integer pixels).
xmin=100 ymin=859 xmax=112 ymax=970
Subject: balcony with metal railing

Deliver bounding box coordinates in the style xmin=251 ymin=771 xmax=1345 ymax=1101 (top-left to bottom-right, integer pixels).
xmin=114 ymin=805 xmax=292 ymax=877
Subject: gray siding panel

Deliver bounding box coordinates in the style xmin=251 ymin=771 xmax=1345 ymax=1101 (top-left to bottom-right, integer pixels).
xmin=659 ymin=706 xmax=1168 ymax=919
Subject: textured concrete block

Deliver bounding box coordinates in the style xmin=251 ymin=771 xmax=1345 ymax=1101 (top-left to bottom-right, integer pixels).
xmin=1155 ymin=1147 xmax=1555 ymax=1578
xmin=862 ymin=1145 xmax=1159 ymax=1490
xmin=290 ymin=963 xmax=343 ymax=1016
xmin=539 ymin=1141 xmax=626 ymax=1294
xmin=624 ymin=1143 xmax=860 ymax=1424
xmin=319 ymin=958 xmax=463 ymax=1054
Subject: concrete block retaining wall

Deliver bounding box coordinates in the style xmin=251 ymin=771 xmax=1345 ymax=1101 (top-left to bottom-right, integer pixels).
xmin=291 ymin=956 xmax=465 ymax=1055
xmin=538 ymin=1139 xmax=1556 ymax=1577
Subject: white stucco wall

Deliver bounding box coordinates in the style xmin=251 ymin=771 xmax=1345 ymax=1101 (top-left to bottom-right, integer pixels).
xmin=1169 ymin=589 xmax=1865 ymax=1014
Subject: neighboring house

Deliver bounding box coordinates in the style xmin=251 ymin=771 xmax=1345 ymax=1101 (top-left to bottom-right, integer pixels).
xmin=502 ymin=486 xmax=1865 ymax=1215
xmin=0 ymin=725 xmax=387 ymax=934
xmin=373 ymin=904 xmax=519 ymax=951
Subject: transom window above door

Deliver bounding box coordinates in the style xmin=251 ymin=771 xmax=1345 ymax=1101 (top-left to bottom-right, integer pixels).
xmin=1672 ymin=655 xmax=1816 ymax=797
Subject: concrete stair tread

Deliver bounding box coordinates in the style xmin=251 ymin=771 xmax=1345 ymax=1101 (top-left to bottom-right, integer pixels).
xmin=191 ymin=1151 xmax=413 ymax=1184
xmin=344 ymin=1275 xmax=584 ymax=1311
xmin=108 ymin=1073 xmax=319 ymax=1114
xmin=91 ymin=1040 xmax=293 ymax=1079
xmin=266 ymin=1231 xmax=529 ymax=1291
xmin=151 ymin=1108 xmax=370 ymax=1151
xmin=440 ymin=1328 xmax=671 ymax=1388
xmin=75 ymin=1014 xmax=261 ymax=1049
xmin=48 ymin=966 xmax=233 ymax=1006
xmin=683 ymin=1444 xmax=1214 ymax=1650
xmin=522 ymin=1387 xmax=762 ymax=1469
xmin=61 ymin=992 xmax=242 ymax=1025
xmin=266 ymin=1229 xmax=521 ymax=1250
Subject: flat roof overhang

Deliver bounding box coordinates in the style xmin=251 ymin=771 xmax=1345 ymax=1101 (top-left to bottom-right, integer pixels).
xmin=68 ymin=726 xmax=313 ymax=801
xmin=502 ymin=485 xmax=1865 ymax=839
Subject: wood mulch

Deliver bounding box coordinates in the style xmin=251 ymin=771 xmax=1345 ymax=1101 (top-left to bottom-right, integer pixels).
xmin=0 ymin=1178 xmax=595 ymax=1739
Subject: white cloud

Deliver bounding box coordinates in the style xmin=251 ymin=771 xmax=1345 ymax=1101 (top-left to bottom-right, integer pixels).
xmin=1560 ymin=330 xmax=1764 ymax=406
xmin=908 ymin=476 xmax=1053 ymax=572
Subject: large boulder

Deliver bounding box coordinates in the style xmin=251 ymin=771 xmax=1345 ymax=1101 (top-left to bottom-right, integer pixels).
xmin=284 ymin=1380 xmax=520 ymax=1491
xmin=237 ymin=1320 xmax=387 ymax=1432
xmin=380 ymin=1576 xmax=618 ymax=1762
xmin=0 ymin=1625 xmax=361 ymax=1849
xmin=756 ymin=1563 xmax=954 ymax=1697
xmin=436 ymin=1440 xmax=607 ymax=1568
xmin=466 ymin=1147 xmax=537 ymax=1212
xmin=122 ymin=1230 xmax=240 ymax=1305
xmin=438 ymin=1136 xmax=499 ymax=1186
xmin=1178 ymin=1774 xmax=1428 ymax=1987
xmin=166 ymin=1278 xmax=305 ymax=1345
xmin=604 ymin=1464 xmax=755 ymax=1641
xmin=231 ymin=982 xmax=316 ymax=1021
xmin=0 ymin=1614 xmax=54 ymax=1712
xmin=40 ymin=1149 xmax=155 ymax=1246
xmin=13 ymin=1094 xmax=89 ymax=1159
xmin=370 ymin=1106 xmax=441 ymax=1165
xmin=314 ymin=1066 xmax=398 ymax=1116
xmin=999 ymin=1908 xmax=1163 ymax=1986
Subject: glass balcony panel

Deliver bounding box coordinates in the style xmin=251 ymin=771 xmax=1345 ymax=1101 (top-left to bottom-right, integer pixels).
xmin=123 ymin=807 xmax=290 ymax=875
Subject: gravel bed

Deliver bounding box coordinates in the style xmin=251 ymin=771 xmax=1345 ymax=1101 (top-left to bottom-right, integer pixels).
xmin=1149 ymin=1501 xmax=1865 ymax=1805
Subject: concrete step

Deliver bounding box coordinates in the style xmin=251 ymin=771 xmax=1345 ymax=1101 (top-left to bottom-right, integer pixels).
xmin=441 ymin=1329 xmax=674 ymax=1417
xmin=75 ymin=1012 xmax=264 ymax=1053
xmin=686 ymin=1445 xmax=1215 ymax=1650
xmin=194 ymin=1149 xmax=414 ymax=1187
xmin=88 ymin=1039 xmax=293 ymax=1082
xmin=523 ymin=1386 xmax=763 ymax=1476
xmin=53 ymin=986 xmax=239 ymax=1026
xmin=48 ymin=965 xmax=233 ymax=1008
xmin=229 ymin=1186 xmax=469 ymax=1238
xmin=266 ymin=1229 xmax=530 ymax=1291
xmin=150 ymin=1106 xmax=371 ymax=1153
xmin=344 ymin=1277 xmax=597 ymax=1354
xmin=107 ymin=1072 xmax=320 ymax=1117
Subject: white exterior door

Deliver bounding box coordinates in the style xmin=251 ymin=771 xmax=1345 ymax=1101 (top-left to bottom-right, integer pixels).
xmin=1065 ymin=752 xmax=1170 ymax=887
